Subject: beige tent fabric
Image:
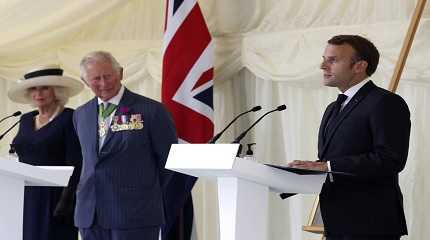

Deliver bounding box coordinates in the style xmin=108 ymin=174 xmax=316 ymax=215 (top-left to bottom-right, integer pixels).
xmin=1 ymin=0 xmax=429 ymax=239
xmin=1 ymin=0 xmax=429 ymax=84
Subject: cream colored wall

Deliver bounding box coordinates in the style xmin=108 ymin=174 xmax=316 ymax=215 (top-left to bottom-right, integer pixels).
xmin=1 ymin=1 xmax=429 ymax=239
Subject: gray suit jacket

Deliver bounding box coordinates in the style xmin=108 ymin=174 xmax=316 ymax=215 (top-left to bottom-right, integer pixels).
xmin=73 ymin=88 xmax=177 ymax=229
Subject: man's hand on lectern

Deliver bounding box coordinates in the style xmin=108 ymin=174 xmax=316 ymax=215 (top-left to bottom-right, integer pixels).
xmin=288 ymin=160 xmax=328 ymax=172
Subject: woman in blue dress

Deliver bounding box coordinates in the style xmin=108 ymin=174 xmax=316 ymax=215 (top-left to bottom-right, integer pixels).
xmin=8 ymin=66 xmax=84 ymax=240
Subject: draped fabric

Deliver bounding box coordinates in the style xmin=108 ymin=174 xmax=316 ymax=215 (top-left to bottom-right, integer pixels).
xmin=1 ymin=1 xmax=429 ymax=239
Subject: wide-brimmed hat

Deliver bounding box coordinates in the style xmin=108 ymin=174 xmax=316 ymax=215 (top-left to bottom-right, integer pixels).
xmin=8 ymin=65 xmax=84 ymax=104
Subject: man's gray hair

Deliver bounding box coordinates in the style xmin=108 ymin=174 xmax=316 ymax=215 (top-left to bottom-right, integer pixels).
xmin=80 ymin=51 xmax=122 ymax=80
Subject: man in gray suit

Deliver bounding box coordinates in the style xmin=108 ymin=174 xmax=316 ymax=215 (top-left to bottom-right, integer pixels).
xmin=73 ymin=51 xmax=177 ymax=240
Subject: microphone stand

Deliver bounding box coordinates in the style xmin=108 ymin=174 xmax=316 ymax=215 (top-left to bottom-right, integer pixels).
xmin=232 ymin=105 xmax=286 ymax=156
xmin=0 ymin=119 xmax=21 ymax=141
xmin=209 ymin=106 xmax=261 ymax=143
xmin=0 ymin=111 xmax=22 ymax=125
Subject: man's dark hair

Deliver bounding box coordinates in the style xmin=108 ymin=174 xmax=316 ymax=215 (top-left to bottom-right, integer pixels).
xmin=328 ymin=35 xmax=380 ymax=77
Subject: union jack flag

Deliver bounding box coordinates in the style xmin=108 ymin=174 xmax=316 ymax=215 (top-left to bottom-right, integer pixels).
xmin=161 ymin=0 xmax=214 ymax=239
xmin=162 ymin=0 xmax=214 ymax=143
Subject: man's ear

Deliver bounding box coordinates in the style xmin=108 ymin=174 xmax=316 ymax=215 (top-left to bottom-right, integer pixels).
xmin=353 ymin=60 xmax=368 ymax=74
xmin=119 ymin=67 xmax=124 ymax=80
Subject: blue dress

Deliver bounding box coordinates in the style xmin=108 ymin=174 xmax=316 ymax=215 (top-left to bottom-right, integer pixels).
xmin=11 ymin=108 xmax=82 ymax=240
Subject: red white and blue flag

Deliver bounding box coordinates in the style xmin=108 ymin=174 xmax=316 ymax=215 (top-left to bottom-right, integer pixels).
xmin=161 ymin=0 xmax=214 ymax=239
xmin=162 ymin=0 xmax=214 ymax=143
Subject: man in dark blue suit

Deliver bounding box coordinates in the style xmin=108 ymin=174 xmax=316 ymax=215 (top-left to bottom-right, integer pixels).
xmin=73 ymin=51 xmax=177 ymax=240
xmin=289 ymin=35 xmax=410 ymax=240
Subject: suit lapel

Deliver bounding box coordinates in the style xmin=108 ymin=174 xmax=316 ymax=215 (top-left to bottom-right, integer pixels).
xmin=320 ymin=81 xmax=376 ymax=158
xmin=100 ymin=89 xmax=136 ymax=151
xmin=318 ymin=103 xmax=336 ymax=156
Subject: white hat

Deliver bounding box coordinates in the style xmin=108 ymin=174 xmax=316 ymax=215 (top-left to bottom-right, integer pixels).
xmin=8 ymin=65 xmax=84 ymax=104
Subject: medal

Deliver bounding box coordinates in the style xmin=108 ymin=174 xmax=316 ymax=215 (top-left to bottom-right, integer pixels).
xmin=121 ymin=114 xmax=128 ymax=124
xmin=98 ymin=120 xmax=107 ymax=137
xmin=130 ymin=114 xmax=144 ymax=130
xmin=109 ymin=113 xmax=144 ymax=132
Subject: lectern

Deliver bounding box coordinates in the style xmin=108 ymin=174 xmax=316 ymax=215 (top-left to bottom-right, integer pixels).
xmin=0 ymin=156 xmax=74 ymax=240
xmin=165 ymin=144 xmax=326 ymax=240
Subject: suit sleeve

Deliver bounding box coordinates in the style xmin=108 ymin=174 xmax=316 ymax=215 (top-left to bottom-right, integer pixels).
xmin=153 ymin=104 xmax=198 ymax=236
xmin=64 ymin=112 xmax=83 ymax=189
xmin=149 ymin=104 xmax=178 ymax=187
xmin=330 ymin=94 xmax=411 ymax=178
xmin=55 ymin=111 xmax=83 ymax=219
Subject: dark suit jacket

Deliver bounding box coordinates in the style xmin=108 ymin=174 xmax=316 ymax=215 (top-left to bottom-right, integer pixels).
xmin=318 ymin=81 xmax=410 ymax=236
xmin=73 ymin=88 xmax=177 ymax=229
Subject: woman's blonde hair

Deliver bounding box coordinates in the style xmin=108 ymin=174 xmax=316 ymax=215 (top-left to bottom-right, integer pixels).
xmin=25 ymin=86 xmax=70 ymax=107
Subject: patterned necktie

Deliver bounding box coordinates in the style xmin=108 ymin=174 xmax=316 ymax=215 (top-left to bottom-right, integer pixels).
xmin=99 ymin=102 xmax=117 ymax=119
xmin=324 ymin=94 xmax=348 ymax=139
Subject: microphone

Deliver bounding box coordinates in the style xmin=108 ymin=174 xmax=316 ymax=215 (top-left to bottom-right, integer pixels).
xmin=209 ymin=106 xmax=262 ymax=143
xmin=0 ymin=119 xmax=21 ymax=141
xmin=0 ymin=111 xmax=22 ymax=124
xmin=232 ymin=104 xmax=286 ymax=144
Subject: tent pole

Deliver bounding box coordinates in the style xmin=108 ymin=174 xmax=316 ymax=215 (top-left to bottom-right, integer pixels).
xmin=388 ymin=0 xmax=427 ymax=92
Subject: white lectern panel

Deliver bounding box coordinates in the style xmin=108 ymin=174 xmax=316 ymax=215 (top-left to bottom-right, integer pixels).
xmin=166 ymin=144 xmax=326 ymax=240
xmin=0 ymin=157 xmax=73 ymax=240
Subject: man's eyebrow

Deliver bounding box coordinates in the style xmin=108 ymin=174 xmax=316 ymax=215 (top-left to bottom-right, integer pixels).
xmin=322 ymin=56 xmax=337 ymax=60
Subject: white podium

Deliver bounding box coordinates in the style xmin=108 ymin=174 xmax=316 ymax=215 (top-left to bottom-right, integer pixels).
xmin=165 ymin=144 xmax=326 ymax=240
xmin=0 ymin=156 xmax=74 ymax=240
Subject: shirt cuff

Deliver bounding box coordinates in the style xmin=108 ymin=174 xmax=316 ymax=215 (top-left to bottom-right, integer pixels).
xmin=327 ymin=161 xmax=334 ymax=182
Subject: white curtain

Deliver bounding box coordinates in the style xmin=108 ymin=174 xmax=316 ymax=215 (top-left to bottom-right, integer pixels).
xmin=1 ymin=0 xmax=429 ymax=239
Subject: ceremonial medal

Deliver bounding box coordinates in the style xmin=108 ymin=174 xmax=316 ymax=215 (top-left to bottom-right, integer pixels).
xmin=121 ymin=114 xmax=128 ymax=124
xmin=98 ymin=121 xmax=107 ymax=137
xmin=111 ymin=116 xmax=120 ymax=132
xmin=130 ymin=114 xmax=144 ymax=130
xmin=109 ymin=113 xmax=144 ymax=132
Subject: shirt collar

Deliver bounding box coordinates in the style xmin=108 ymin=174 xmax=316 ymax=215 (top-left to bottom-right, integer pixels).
xmin=342 ymin=78 xmax=369 ymax=98
xmin=339 ymin=79 xmax=369 ymax=108
xmin=97 ymin=85 xmax=125 ymax=106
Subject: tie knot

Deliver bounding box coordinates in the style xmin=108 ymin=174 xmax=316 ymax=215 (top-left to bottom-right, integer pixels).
xmin=336 ymin=94 xmax=348 ymax=104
